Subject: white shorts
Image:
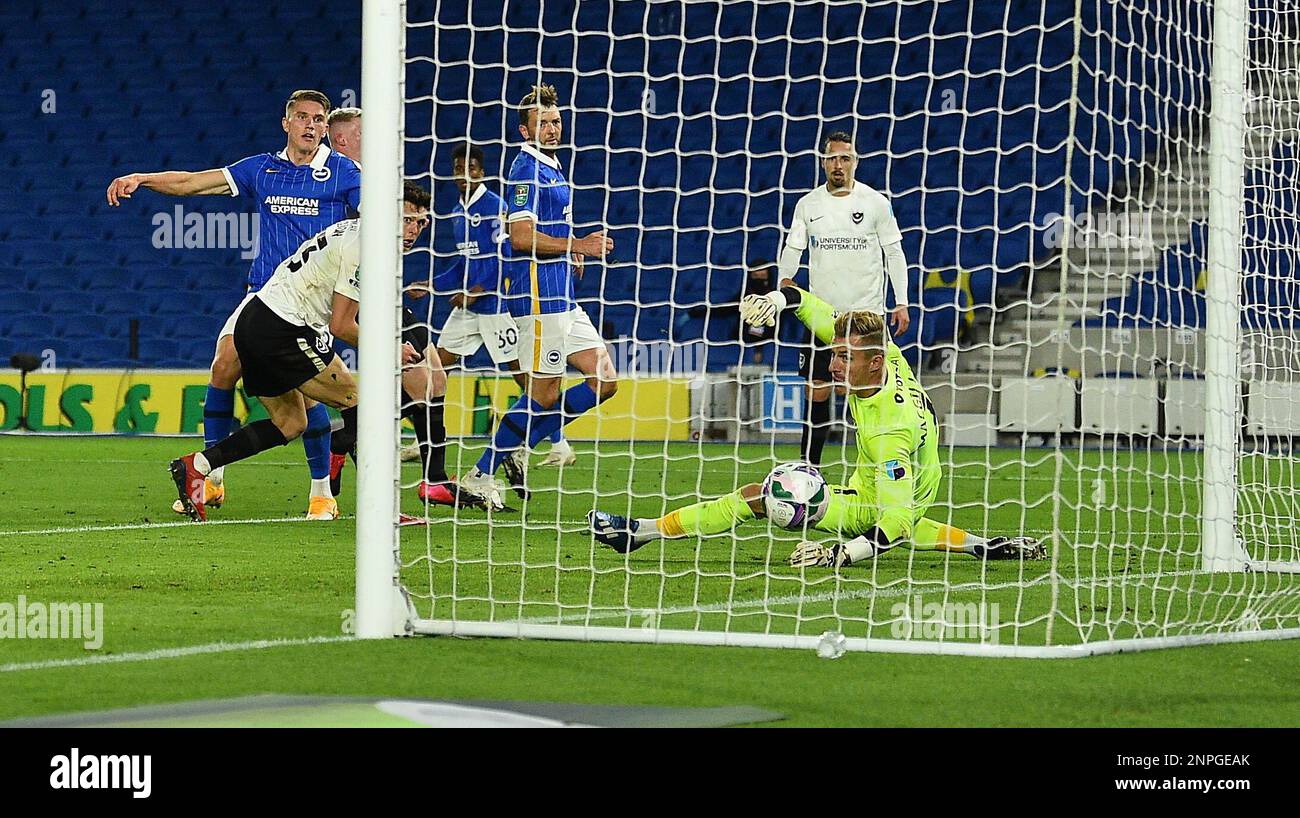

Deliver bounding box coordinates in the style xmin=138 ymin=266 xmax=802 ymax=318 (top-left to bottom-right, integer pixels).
xmin=217 ymin=292 xmax=256 ymax=349
xmin=516 ymin=307 xmax=605 ymax=376
xmin=437 ymin=308 xmax=520 ymax=365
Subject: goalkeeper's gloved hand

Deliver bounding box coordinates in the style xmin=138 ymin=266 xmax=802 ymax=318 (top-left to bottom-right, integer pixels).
xmin=739 ymin=290 xmax=788 ymax=328
xmin=789 ymin=540 xmax=851 ymax=569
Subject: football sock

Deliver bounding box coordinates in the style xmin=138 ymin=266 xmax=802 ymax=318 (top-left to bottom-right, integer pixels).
xmin=302 ymin=403 xmax=332 ymax=480
xmin=332 ymin=406 xmax=359 ymax=460
xmin=309 ymin=477 xmax=333 ymax=499
xmin=202 ymin=385 xmax=235 ymax=485
xmin=476 ymin=396 xmax=548 ymax=475
xmin=912 ymin=519 xmax=988 ymax=553
xmin=549 ymin=428 xmax=564 ymax=444
xmin=198 ymin=419 xmax=288 ymax=471
xmin=526 ymin=383 xmax=598 ymax=448
xmin=654 ymin=489 xmax=755 ymax=539
xmin=402 ymin=394 xmax=448 ymax=484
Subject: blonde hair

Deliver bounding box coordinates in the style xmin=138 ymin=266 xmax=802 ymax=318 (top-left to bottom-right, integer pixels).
xmin=327 ymin=107 xmax=361 ymax=126
xmin=284 ymin=89 xmax=331 ymax=118
xmin=833 ymin=311 xmax=887 ymax=353
xmin=518 ymin=82 xmax=559 ymax=128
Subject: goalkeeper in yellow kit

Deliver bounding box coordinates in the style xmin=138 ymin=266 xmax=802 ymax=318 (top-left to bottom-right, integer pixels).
xmin=589 ymin=286 xmax=1045 ymax=567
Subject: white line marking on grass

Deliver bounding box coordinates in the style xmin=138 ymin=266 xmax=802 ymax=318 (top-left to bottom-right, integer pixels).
xmin=3 ymin=515 xmax=353 ymax=537
xmin=0 ymin=635 xmax=354 ymax=674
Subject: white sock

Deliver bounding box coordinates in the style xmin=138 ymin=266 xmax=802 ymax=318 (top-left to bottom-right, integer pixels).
xmin=633 ymin=519 xmax=663 ymax=544
xmin=194 ymin=453 xmax=213 ymax=476
xmin=310 ymin=477 xmax=332 ymax=499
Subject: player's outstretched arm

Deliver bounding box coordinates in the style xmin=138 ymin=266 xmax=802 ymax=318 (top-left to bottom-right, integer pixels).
xmin=106 ymin=169 xmax=231 ymax=205
xmin=509 ymin=218 xmax=611 ymax=261
xmin=739 ymin=285 xmax=838 ymax=343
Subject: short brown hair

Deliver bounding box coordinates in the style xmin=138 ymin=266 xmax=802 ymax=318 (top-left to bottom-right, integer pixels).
xmin=834 ymin=310 xmax=886 ymax=353
xmin=327 ymin=107 xmax=361 ymax=126
xmin=285 ymin=89 xmax=331 ymax=118
xmin=821 ymin=130 xmax=855 ymax=154
xmin=518 ymin=83 xmax=559 ymax=128
xmin=402 ymin=180 xmax=431 ymax=211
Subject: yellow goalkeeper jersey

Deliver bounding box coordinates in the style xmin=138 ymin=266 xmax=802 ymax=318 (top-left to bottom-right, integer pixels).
xmin=794 ymin=291 xmax=942 ymax=541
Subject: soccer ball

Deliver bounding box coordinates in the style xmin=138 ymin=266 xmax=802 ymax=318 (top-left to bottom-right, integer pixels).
xmin=761 ymin=462 xmax=829 ymax=529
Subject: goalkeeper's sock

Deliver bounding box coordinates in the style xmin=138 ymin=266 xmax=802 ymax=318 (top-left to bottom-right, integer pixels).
xmin=652 ymin=490 xmax=756 ymax=539
xmin=912 ymin=518 xmax=988 ymax=553
xmin=202 ymin=385 xmax=235 ymax=486
xmin=403 ymin=396 xmax=448 ymax=484
xmin=476 ymin=396 xmax=549 ymax=475
xmin=525 ymin=383 xmax=598 ymax=448
xmin=803 ymin=397 xmax=830 ymax=465
xmin=197 ymin=419 xmax=289 ymax=471
xmin=302 ymin=402 xmax=332 ymax=480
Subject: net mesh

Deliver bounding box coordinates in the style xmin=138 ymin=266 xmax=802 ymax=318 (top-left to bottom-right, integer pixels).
xmin=389 ymin=0 xmax=1300 ymax=652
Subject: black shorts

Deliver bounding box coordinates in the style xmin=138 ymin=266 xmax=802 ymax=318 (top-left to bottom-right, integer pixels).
xmin=401 ymin=306 xmax=430 ymax=359
xmin=233 ymin=296 xmax=337 ymax=397
xmin=798 ymin=337 xmax=834 ymax=384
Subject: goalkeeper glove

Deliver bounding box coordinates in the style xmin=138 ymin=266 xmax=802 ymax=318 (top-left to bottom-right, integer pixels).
xmin=789 ymin=540 xmax=852 ymax=569
xmin=739 ymin=290 xmax=788 ymax=327
xmin=789 ymin=532 xmax=891 ymax=568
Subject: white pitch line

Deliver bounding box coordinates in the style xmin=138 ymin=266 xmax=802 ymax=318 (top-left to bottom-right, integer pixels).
xmin=3 ymin=515 xmax=353 ymax=537
xmin=0 ymin=635 xmax=354 ymax=674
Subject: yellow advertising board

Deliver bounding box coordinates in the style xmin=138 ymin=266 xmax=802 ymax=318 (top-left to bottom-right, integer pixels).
xmin=0 ymin=370 xmax=691 ymax=440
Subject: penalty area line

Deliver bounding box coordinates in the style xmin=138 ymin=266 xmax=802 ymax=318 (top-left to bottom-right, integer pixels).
xmin=0 ymin=635 xmax=355 ymax=674
xmin=2 ymin=515 xmax=355 ymax=537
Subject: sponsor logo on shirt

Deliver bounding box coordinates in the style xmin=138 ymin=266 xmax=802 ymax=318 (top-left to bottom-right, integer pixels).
xmin=809 ymin=235 xmax=877 ymax=251
xmin=264 ymin=195 xmax=321 ymax=216
xmin=883 ymin=459 xmax=906 ymax=480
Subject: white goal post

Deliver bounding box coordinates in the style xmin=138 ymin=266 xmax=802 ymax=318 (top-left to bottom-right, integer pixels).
xmin=356 ymin=0 xmax=1300 ymax=655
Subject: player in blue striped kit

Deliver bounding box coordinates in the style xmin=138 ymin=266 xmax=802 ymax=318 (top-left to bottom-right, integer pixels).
xmin=106 ymin=90 xmax=361 ymax=520
xmin=458 ymin=83 xmax=618 ymax=507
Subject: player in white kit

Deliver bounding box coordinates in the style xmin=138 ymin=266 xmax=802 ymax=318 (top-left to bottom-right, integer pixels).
xmin=767 ymin=131 xmax=911 ymax=466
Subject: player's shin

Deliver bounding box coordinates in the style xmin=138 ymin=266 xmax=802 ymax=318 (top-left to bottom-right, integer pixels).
xmin=911 ymin=518 xmax=989 ymax=554
xmin=403 ymin=395 xmax=448 ymax=484
xmin=202 ymin=385 xmax=236 ymax=485
xmin=303 ymin=402 xmax=333 ymax=498
xmin=195 ymin=419 xmax=289 ymax=473
xmin=473 ymin=396 xmax=547 ymax=475
xmin=640 ymin=489 xmax=756 ymax=542
xmin=521 ymin=383 xmax=597 ymax=451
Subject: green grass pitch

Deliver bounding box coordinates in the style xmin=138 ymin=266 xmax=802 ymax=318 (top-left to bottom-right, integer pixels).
xmin=1 ymin=434 xmax=1298 ymax=726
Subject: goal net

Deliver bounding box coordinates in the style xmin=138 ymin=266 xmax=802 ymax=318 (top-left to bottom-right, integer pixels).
xmin=356 ymin=0 xmax=1300 ymax=655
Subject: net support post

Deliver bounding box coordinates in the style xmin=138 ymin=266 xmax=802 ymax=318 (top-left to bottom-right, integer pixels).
xmin=356 ymin=0 xmax=405 ymax=636
xmin=1202 ymin=0 xmax=1248 ymax=573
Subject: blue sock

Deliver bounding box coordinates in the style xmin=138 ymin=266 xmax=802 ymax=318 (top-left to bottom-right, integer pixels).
xmin=203 ymin=385 xmax=235 ymax=448
xmin=302 ymin=403 xmax=332 ymax=480
xmin=476 ymin=396 xmax=554 ymax=475
xmin=549 ymin=427 xmax=564 ymax=444
xmin=528 ymin=383 xmax=598 ymax=448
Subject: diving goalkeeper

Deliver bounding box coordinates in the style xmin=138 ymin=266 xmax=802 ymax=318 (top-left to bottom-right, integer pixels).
xmin=589 ymin=287 xmax=1045 ymax=567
